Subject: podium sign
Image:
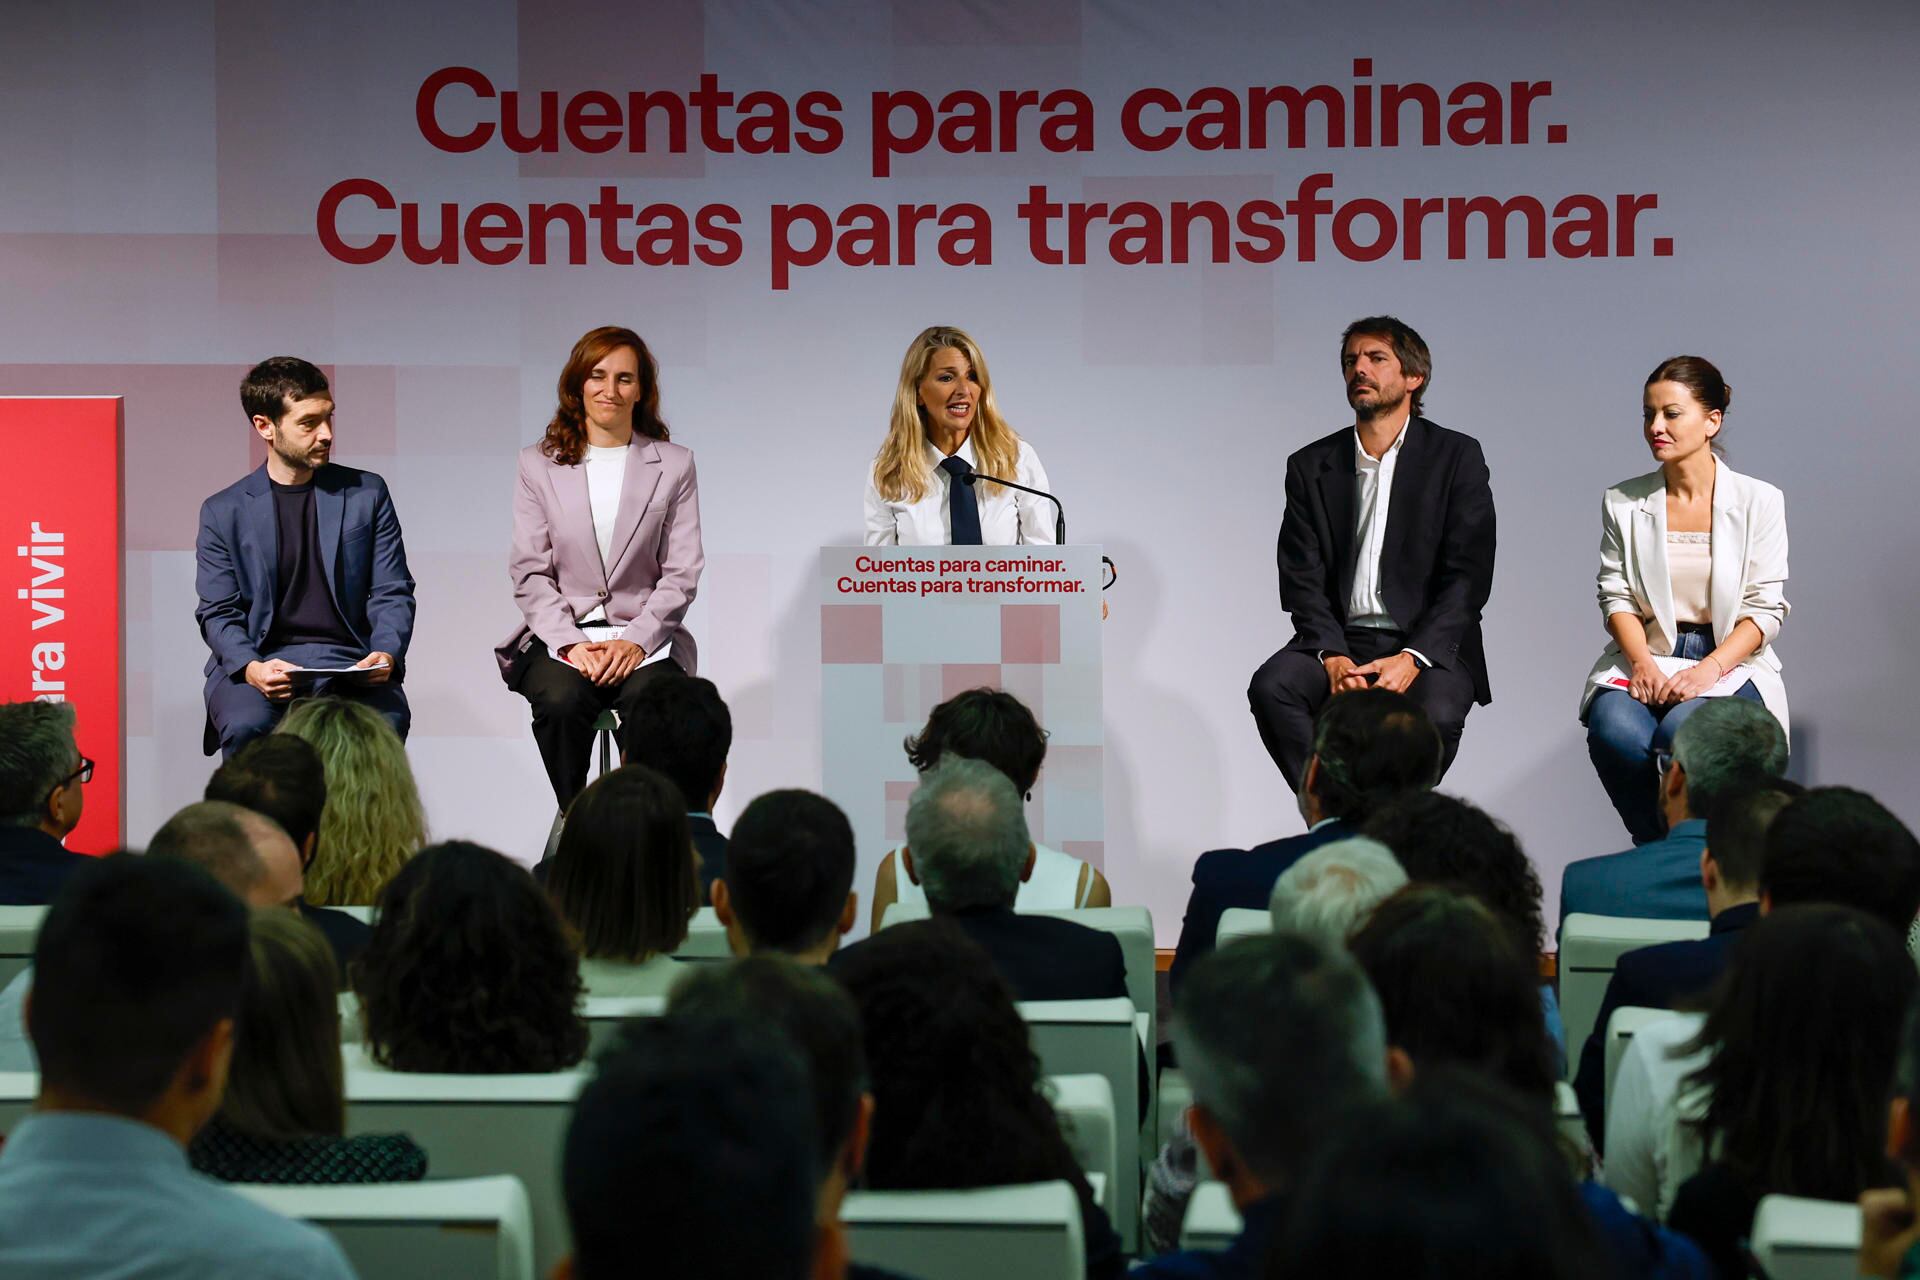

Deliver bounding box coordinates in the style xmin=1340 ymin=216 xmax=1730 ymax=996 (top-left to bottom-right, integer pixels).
xmin=821 ymin=546 xmax=1104 ymax=925
xmin=0 ymin=398 xmax=124 ymax=853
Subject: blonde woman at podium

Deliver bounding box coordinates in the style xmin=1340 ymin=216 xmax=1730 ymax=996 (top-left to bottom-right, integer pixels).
xmin=863 ymin=326 xmax=1059 ymax=546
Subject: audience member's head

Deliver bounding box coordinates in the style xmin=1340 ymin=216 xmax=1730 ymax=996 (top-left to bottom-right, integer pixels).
xmin=1362 ymin=791 xmax=1546 ymax=958
xmin=1174 ymin=931 xmax=1389 ymax=1207
xmin=669 ymin=957 xmax=871 ymax=1211
xmin=1684 ymin=904 xmax=1916 ymax=1202
xmin=901 ymin=756 xmax=1031 ymax=913
xmin=564 ymin=1017 xmax=828 ymax=1280
xmin=351 ymin=841 xmax=587 ymax=1073
xmin=1302 ymin=689 xmax=1443 ymax=826
xmin=904 ymin=687 xmax=1048 ymax=796
xmin=713 ymin=790 xmax=857 ymax=962
xmin=833 ymin=918 xmax=1099 ymax=1211
xmin=1700 ymin=778 xmax=1802 ymax=913
xmin=27 ymin=854 xmax=249 ymax=1143
xmin=148 ymin=799 xmax=302 ymax=909
xmin=619 ymin=675 xmax=732 ymax=813
xmin=0 ymin=700 xmax=85 ymax=839
xmin=548 ymin=765 xmax=698 ymax=963
xmin=1272 ymin=1070 xmax=1612 ymax=1280
xmin=1268 ymin=836 xmax=1407 ymax=943
xmin=213 ymin=907 xmax=345 ymax=1141
xmin=1665 ymin=696 xmax=1788 ymax=826
xmin=1762 ymin=787 xmax=1920 ymax=935
xmin=1349 ymin=886 xmax=1556 ymax=1106
xmin=204 ymin=735 xmax=328 ymax=872
xmin=275 ymin=696 xmax=426 ymax=905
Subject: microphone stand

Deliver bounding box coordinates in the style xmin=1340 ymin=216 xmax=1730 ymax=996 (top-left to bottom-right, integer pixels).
xmin=962 ymin=471 xmax=1067 ymax=546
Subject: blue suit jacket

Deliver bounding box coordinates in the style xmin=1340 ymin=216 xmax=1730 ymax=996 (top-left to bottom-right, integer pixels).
xmin=1557 ymin=819 xmax=1710 ymax=937
xmin=195 ymin=463 xmax=415 ymax=683
xmin=1572 ymin=901 xmax=1757 ymax=1150
xmin=1169 ymin=821 xmax=1353 ymax=994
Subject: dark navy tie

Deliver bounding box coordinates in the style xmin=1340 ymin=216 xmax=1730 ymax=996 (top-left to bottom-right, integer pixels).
xmin=941 ymin=455 xmax=982 ymax=545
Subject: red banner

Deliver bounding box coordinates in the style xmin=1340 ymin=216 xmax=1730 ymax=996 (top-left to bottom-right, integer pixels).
xmin=0 ymin=398 xmax=124 ymax=854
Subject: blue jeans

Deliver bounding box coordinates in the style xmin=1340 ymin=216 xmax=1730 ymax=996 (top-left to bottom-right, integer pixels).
xmin=1584 ymin=627 xmax=1760 ymax=845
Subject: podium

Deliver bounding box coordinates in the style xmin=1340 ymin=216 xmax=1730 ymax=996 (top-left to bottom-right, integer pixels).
xmin=820 ymin=546 xmax=1105 ymax=925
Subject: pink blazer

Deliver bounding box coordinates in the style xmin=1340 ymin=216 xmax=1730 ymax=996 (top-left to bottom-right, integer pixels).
xmin=495 ymin=438 xmax=703 ymax=681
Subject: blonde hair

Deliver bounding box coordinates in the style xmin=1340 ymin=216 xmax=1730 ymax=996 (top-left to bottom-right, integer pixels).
xmin=871 ymin=326 xmax=1021 ymax=504
xmin=275 ymin=698 xmax=427 ymax=905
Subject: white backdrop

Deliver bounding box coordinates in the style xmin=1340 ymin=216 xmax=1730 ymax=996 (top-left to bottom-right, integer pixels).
xmin=3 ymin=0 xmax=1916 ymax=939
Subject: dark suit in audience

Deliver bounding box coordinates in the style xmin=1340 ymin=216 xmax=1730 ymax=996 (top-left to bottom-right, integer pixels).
xmin=1572 ymin=901 xmax=1758 ymax=1150
xmin=1558 ymin=818 xmax=1709 ymax=934
xmin=296 ymin=898 xmax=372 ymax=984
xmin=688 ymin=813 xmax=726 ymax=898
xmin=1168 ymin=820 xmax=1353 ymax=993
xmin=1132 ymin=1195 xmax=1282 ymax=1280
xmin=0 ymin=827 xmax=88 ymax=906
xmin=835 ymin=903 xmax=1129 ymax=1005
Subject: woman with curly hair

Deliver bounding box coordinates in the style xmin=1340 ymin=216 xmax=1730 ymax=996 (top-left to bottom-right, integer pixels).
xmin=546 ymin=764 xmax=699 ymax=996
xmin=1360 ymin=790 xmax=1565 ymax=1071
xmin=833 ymin=917 xmax=1121 ymax=1279
xmin=351 ymin=841 xmax=588 ymax=1073
xmin=495 ymin=325 xmax=704 ymax=809
xmin=868 ymin=687 xmax=1111 ymax=930
xmin=1669 ymin=904 xmax=1915 ymax=1280
xmin=191 ymin=908 xmax=425 ymax=1183
xmin=275 ymin=696 xmax=426 ymax=905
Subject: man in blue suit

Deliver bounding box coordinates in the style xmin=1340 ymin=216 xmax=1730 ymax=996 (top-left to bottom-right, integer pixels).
xmin=1558 ymin=697 xmax=1787 ymax=934
xmin=1170 ymin=689 xmax=1441 ymax=994
xmin=195 ymin=357 xmax=415 ymax=756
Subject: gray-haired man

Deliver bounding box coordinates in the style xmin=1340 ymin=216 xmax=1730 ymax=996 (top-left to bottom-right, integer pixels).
xmin=830 ymin=755 xmax=1128 ymax=1004
xmin=0 ymin=701 xmax=92 ymax=904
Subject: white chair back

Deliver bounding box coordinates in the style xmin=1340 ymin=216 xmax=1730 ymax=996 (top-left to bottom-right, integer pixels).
xmin=1603 ymin=1005 xmax=1675 ymax=1114
xmin=342 ymin=1046 xmax=589 ymax=1278
xmin=581 ymin=995 xmax=666 ymax=1052
xmin=332 ymin=905 xmax=375 ymax=924
xmin=0 ymin=1069 xmax=34 ymax=1133
xmin=1179 ymin=1180 xmax=1241 ymax=1252
xmin=1554 ymin=1081 xmax=1585 ymax=1148
xmin=1019 ymin=997 xmax=1138 ymax=1250
xmin=1214 ymin=907 xmax=1270 ymax=949
xmin=1749 ymin=1194 xmax=1862 ymax=1280
xmin=1047 ymin=1074 xmax=1117 ymax=1209
xmin=0 ymin=906 xmax=45 ymax=990
xmin=1559 ymin=914 xmax=1708 ymax=1079
xmin=670 ymin=907 xmax=731 ymax=961
xmin=235 ymin=1176 xmax=534 ymax=1280
xmin=843 ymin=1181 xmax=1085 ymax=1280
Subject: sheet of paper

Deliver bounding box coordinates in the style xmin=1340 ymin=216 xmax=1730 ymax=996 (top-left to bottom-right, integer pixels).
xmin=286 ymin=661 xmax=389 ymax=679
xmin=1590 ymin=653 xmax=1749 ymax=697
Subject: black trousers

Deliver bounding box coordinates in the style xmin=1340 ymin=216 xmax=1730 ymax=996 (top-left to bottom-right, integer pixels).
xmin=1247 ymin=625 xmax=1476 ymax=790
xmin=510 ymin=639 xmax=685 ymax=807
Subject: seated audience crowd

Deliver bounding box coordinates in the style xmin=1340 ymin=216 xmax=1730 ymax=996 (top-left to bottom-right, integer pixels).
xmin=4 ymin=677 xmax=1920 ymax=1280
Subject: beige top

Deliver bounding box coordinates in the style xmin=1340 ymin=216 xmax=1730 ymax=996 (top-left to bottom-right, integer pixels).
xmin=1667 ymin=532 xmax=1712 ymax=625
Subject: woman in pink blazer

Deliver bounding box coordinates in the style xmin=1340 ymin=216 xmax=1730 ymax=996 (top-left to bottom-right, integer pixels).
xmin=495 ymin=326 xmax=704 ymax=806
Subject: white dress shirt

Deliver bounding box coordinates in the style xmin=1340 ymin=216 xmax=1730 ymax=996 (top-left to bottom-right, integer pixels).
xmin=863 ymin=437 xmax=1057 ymax=546
xmin=1342 ymin=416 xmax=1429 ymax=666
xmin=577 ymin=441 xmax=629 ymax=629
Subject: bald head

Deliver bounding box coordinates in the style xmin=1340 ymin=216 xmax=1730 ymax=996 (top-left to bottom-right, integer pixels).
xmin=147 ymin=799 xmax=303 ymax=908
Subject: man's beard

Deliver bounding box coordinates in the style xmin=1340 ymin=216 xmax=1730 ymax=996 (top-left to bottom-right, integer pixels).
xmin=1348 ymin=382 xmax=1408 ymax=419
xmin=272 ymin=433 xmax=324 ymax=472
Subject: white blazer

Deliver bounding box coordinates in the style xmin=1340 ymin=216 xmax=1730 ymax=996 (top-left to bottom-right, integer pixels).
xmin=1579 ymin=458 xmax=1790 ymax=738
xmin=863 ymin=437 xmax=1057 ymax=546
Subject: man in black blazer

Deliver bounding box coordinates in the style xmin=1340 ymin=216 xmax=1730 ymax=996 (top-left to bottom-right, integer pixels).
xmin=831 ymin=756 xmax=1128 ymax=1004
xmin=1249 ymin=316 xmax=1495 ymax=786
xmin=622 ymin=675 xmax=732 ymax=900
xmin=0 ymin=701 xmax=92 ymax=904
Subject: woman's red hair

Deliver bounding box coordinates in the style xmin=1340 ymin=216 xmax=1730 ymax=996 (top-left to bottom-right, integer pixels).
xmin=540 ymin=326 xmax=669 ymax=466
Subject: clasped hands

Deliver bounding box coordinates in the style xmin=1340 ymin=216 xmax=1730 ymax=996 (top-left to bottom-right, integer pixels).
xmin=1323 ymin=651 xmax=1421 ymax=695
xmin=561 ymin=638 xmax=646 ymax=686
xmin=1625 ymin=656 xmax=1722 ymax=706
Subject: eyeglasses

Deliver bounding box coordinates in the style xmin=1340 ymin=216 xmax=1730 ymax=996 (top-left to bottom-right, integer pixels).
xmin=50 ymin=756 xmax=94 ymax=799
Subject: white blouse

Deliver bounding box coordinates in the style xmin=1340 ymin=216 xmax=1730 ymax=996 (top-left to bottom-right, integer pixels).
xmin=863 ymin=437 xmax=1057 ymax=546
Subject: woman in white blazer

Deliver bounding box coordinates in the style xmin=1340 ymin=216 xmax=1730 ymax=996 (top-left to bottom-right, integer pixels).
xmin=1580 ymin=356 xmax=1788 ymax=844
xmin=863 ymin=326 xmax=1058 ymax=546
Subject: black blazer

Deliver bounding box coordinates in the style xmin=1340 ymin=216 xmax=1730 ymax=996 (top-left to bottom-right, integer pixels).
xmin=1168 ymin=820 xmax=1356 ymax=995
xmin=833 ymin=907 xmax=1130 ymax=1005
xmin=0 ymin=827 xmax=88 ymax=906
xmin=1277 ymin=417 xmax=1496 ymax=704
xmin=688 ymin=815 xmax=727 ymax=901
xmin=297 ymin=898 xmax=374 ymax=989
